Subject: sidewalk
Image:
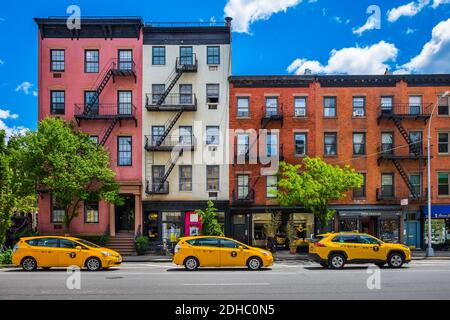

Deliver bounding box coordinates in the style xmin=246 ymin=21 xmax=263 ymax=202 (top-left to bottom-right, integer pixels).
xmin=122 ymin=250 xmax=450 ymax=263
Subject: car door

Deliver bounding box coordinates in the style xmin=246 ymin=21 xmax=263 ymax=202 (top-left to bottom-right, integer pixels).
xmin=193 ymin=238 xmax=221 ymax=267
xmin=358 ymin=235 xmax=386 ymax=261
xmin=57 ymin=239 xmax=85 ymax=267
xmin=35 ymin=238 xmax=60 ymax=266
xmin=219 ymin=239 xmax=249 ymax=267
xmin=331 ymin=235 xmax=361 ymax=261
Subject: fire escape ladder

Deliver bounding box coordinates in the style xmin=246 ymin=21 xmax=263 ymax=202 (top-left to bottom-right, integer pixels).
xmin=392 ymin=159 xmax=418 ymax=199
xmin=100 ymin=118 xmax=119 ymax=146
xmin=392 ymin=118 xmax=419 ymax=155
xmin=157 ymin=68 xmax=184 ymax=106
xmin=156 ymin=110 xmax=184 ymax=146
xmin=157 ymin=149 xmax=184 ymax=190
xmin=83 ymin=62 xmax=115 ymax=116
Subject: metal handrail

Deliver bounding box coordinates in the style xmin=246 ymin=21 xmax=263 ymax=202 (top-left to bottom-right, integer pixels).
xmin=74 ymin=103 xmax=136 ymax=117
xmin=145 ymin=135 xmax=196 ymax=148
xmin=378 ymin=103 xmax=433 ymax=116
xmin=146 ymin=93 xmax=197 ymax=106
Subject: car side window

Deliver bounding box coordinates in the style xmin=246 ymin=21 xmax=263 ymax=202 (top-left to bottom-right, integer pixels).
xmin=332 ymin=235 xmax=359 ymax=243
xmin=359 ymin=235 xmax=380 ymax=245
xmin=25 ymin=239 xmax=38 ymax=246
xmin=195 ymin=238 xmax=220 ymax=247
xmin=36 ymin=238 xmax=59 ymax=248
xmin=221 ymin=239 xmax=240 ymax=248
xmin=60 ymin=239 xmax=76 ymax=249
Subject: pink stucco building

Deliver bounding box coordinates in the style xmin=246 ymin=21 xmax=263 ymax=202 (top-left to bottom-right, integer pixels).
xmin=35 ymin=17 xmax=144 ymax=253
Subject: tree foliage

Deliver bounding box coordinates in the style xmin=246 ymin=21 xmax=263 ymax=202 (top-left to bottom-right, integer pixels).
xmin=14 ymin=117 xmax=122 ymax=232
xmin=195 ymin=201 xmax=224 ymax=236
xmin=275 ymin=157 xmax=364 ymax=228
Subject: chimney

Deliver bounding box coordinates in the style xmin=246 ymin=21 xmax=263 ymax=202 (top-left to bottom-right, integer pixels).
xmin=225 ymin=17 xmax=233 ymax=28
xmin=304 ymin=68 xmax=312 ymax=75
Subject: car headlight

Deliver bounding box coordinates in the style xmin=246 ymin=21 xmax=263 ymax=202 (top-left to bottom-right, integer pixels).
xmin=261 ymin=251 xmax=271 ymax=256
xmin=101 ymin=251 xmax=112 ymax=257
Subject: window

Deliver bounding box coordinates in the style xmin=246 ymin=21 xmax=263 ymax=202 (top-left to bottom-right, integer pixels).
xmin=408 ymin=95 xmax=422 ymax=115
xmin=438 ymin=96 xmax=450 ymax=115
xmin=266 ymin=176 xmax=278 ymax=198
xmin=51 ymin=195 xmax=65 ymax=224
xmin=60 ymin=239 xmax=77 ymax=248
xmin=266 ymin=133 xmax=278 ymax=157
xmin=118 ymin=137 xmax=132 ymax=166
xmin=152 ymin=126 xmax=165 ymax=145
xmin=206 ymin=84 xmax=220 ymax=104
xmin=353 ymin=133 xmax=366 ymax=155
xmin=206 ymin=126 xmax=220 ymax=145
xmin=381 ymin=96 xmax=393 ymax=114
xmin=237 ymin=175 xmax=249 ymax=199
xmin=409 ymin=131 xmax=422 ymax=154
xmin=294 ymin=97 xmax=307 ymax=117
xmin=324 ymin=133 xmax=337 ymax=156
xmin=85 ymin=50 xmax=99 ymax=73
xmin=51 ymin=91 xmax=65 ymax=115
xmin=152 ymin=46 xmax=166 ymax=65
xmin=438 ymin=133 xmax=450 ymax=154
xmin=152 ymin=84 xmax=165 ymax=104
xmin=118 ymin=91 xmax=132 ymax=115
xmin=152 ymin=166 xmax=165 ymax=188
xmin=179 ymin=166 xmax=192 ymax=191
xmin=409 ymin=174 xmax=421 ymax=198
xmin=237 ymin=97 xmax=249 ymax=117
xmin=352 ymin=97 xmax=365 ymax=117
xmin=50 ymin=49 xmax=65 ymax=71
xmin=438 ymin=173 xmax=450 ymax=196
xmin=324 ymin=97 xmax=336 ymax=117
xmin=207 ymin=166 xmax=220 ymax=191
xmin=180 ymin=46 xmax=193 ymax=65
xmin=220 ymin=239 xmax=240 ymax=249
xmin=294 ymin=133 xmax=307 ymax=156
xmin=265 ymin=97 xmax=278 ymax=117
xmin=179 ymin=84 xmax=193 ymax=104
xmin=36 ymin=238 xmax=59 ymax=248
xmin=353 ymin=173 xmax=366 ymax=198
xmin=237 ymin=134 xmax=249 ymax=156
xmin=118 ymin=50 xmax=133 ymax=71
xmin=207 ymin=46 xmax=220 ymax=64
xmin=381 ymin=173 xmax=394 ymax=197
xmin=188 ymin=238 xmax=220 ymax=247
xmin=332 ymin=235 xmax=359 ymax=244
xmin=381 ymin=132 xmax=394 ymax=155
xmin=84 ymin=91 xmax=99 ymax=114
xmin=179 ymin=126 xmax=193 ymax=145
xmin=359 ymin=235 xmax=380 ymax=245
xmin=84 ymin=201 xmax=99 ymax=224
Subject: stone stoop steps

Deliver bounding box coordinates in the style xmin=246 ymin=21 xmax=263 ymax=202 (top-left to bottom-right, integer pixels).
xmin=107 ymin=231 xmax=137 ymax=256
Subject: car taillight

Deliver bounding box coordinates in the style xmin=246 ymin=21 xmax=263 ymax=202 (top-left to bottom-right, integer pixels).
xmin=174 ymin=244 xmax=181 ymax=253
xmin=314 ymin=242 xmax=326 ymax=247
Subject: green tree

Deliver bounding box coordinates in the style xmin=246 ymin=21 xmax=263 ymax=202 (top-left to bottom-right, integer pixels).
xmin=15 ymin=117 xmax=122 ymax=233
xmin=195 ymin=201 xmax=224 ymax=236
xmin=275 ymin=157 xmax=363 ymax=231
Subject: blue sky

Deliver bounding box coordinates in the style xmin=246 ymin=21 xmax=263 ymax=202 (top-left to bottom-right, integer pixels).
xmin=1 ymin=0 xmax=450 ymax=132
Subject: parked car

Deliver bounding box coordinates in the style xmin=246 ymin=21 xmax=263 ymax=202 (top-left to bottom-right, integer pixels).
xmin=12 ymin=236 xmax=122 ymax=271
xmin=309 ymin=232 xmax=411 ymax=269
xmin=173 ymin=236 xmax=274 ymax=271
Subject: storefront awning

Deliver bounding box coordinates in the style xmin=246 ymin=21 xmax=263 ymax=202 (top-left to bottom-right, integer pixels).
xmin=421 ymin=205 xmax=450 ymax=219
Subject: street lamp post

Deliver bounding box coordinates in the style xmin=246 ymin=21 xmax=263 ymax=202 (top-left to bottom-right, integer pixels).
xmin=426 ymin=91 xmax=449 ymax=257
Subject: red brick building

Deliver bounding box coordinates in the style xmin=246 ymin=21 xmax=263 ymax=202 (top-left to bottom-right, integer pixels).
xmin=229 ymin=75 xmax=450 ymax=250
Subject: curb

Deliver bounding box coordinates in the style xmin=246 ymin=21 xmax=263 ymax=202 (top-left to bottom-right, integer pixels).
xmin=0 ymin=264 xmax=14 ymax=269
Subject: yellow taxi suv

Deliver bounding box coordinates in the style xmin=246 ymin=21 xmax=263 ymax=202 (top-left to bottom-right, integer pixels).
xmin=309 ymin=233 xmax=411 ymax=269
xmin=12 ymin=236 xmax=122 ymax=271
xmin=173 ymin=236 xmax=274 ymax=271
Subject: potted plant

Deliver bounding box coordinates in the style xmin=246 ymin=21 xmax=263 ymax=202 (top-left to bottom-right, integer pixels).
xmin=286 ymin=215 xmax=298 ymax=255
xmin=134 ymin=235 xmax=149 ymax=256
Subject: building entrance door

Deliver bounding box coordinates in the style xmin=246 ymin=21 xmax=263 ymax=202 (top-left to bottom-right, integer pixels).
xmin=232 ymin=214 xmax=248 ymax=244
xmin=405 ymin=221 xmax=420 ymax=248
xmin=116 ymin=195 xmax=135 ymax=232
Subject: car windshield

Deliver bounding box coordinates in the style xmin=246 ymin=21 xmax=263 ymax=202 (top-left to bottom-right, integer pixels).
xmin=75 ymin=239 xmax=101 ymax=248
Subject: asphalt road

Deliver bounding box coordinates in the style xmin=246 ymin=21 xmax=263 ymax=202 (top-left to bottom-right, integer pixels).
xmin=1 ymin=260 xmax=450 ymax=300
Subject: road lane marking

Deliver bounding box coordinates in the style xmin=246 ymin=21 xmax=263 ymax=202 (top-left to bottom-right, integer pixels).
xmin=182 ymin=283 xmax=270 ymax=286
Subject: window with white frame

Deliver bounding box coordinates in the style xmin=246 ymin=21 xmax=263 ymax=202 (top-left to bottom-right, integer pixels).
xmin=266 ymin=176 xmax=278 ymax=198
xmin=294 ymin=97 xmax=307 ymax=117
xmin=206 ymin=126 xmax=220 ymax=145
xmin=439 ymin=132 xmax=450 ymax=154
xmin=237 ymin=97 xmax=249 ymax=117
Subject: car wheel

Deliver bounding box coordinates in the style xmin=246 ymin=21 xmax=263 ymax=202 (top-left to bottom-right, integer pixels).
xmin=328 ymin=253 xmax=346 ymax=269
xmin=320 ymin=262 xmax=329 ymax=268
xmin=85 ymin=257 xmax=102 ymax=271
xmin=184 ymin=257 xmax=199 ymax=271
xmin=247 ymin=257 xmax=262 ymax=271
xmin=387 ymin=253 xmax=404 ymax=268
xmin=21 ymin=257 xmax=37 ymax=271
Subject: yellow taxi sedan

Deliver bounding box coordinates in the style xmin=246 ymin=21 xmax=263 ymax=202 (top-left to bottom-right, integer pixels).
xmin=173 ymin=236 xmax=273 ymax=271
xmin=12 ymin=236 xmax=122 ymax=271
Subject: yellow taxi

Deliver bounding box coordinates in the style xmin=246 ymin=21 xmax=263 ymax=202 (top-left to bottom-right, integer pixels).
xmin=12 ymin=236 xmax=122 ymax=271
xmin=173 ymin=236 xmax=274 ymax=271
xmin=309 ymin=233 xmax=411 ymax=269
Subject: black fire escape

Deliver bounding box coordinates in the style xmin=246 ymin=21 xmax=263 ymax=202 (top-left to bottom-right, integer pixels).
xmin=377 ymin=102 xmax=432 ymax=201
xmin=145 ymin=54 xmax=198 ymax=195
xmin=74 ymin=58 xmax=137 ymax=146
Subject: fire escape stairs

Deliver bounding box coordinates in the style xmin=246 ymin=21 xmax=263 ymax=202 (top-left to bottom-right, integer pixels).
xmin=100 ymin=118 xmax=119 ymax=146
xmin=155 ymin=149 xmax=184 ymax=191
xmin=157 ymin=68 xmax=184 ymax=106
xmin=392 ymin=118 xmax=419 ymax=155
xmin=155 ymin=110 xmax=184 ymax=147
xmin=82 ymin=69 xmax=114 ymax=117
xmin=392 ymin=159 xmax=419 ymax=200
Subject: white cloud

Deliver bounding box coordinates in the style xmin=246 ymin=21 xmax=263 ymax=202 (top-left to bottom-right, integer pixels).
xmin=0 ymin=109 xmax=19 ymax=120
xmin=0 ymin=119 xmax=27 ymax=140
xmin=387 ymin=0 xmax=430 ymax=22
xmin=15 ymin=82 xmax=35 ymax=95
xmin=399 ymin=18 xmax=450 ymax=73
xmin=432 ymin=0 xmax=450 ymax=8
xmin=224 ymin=0 xmax=302 ymax=33
xmin=353 ymin=16 xmax=378 ymax=35
xmin=287 ymin=41 xmax=398 ymax=75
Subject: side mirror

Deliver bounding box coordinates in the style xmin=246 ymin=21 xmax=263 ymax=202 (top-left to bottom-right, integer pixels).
xmin=75 ymin=246 xmax=82 ymax=251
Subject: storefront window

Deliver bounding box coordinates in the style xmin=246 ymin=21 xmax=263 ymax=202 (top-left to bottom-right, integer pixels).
xmin=379 ymin=217 xmax=400 ymax=243
xmin=339 ymin=218 xmax=359 ymax=232
xmin=252 ymin=213 xmax=271 ymax=247
xmin=424 ymin=219 xmax=449 ymax=245
xmin=162 ymin=212 xmax=182 ymax=244
xmin=146 ymin=212 xmax=159 ymax=241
